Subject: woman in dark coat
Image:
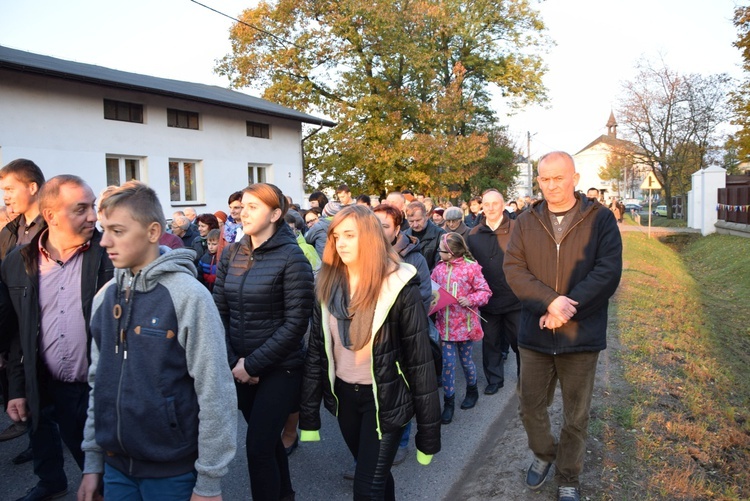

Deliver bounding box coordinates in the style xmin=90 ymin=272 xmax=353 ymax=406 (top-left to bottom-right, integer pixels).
xmin=300 ymin=205 xmax=441 ymax=500
xmin=213 ymin=183 xmax=314 ymax=501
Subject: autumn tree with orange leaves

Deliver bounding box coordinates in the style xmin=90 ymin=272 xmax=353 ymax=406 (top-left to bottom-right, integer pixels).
xmin=217 ymin=0 xmax=548 ymax=196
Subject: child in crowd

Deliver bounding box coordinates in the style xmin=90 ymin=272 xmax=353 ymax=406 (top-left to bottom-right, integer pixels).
xmin=431 ymin=233 xmax=491 ymax=425
xmin=199 ymin=228 xmax=221 ymax=291
xmin=78 ymin=181 xmax=237 ymax=501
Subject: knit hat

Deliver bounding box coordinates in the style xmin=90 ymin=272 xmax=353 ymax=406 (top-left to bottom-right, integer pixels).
xmin=323 ymin=201 xmax=342 ymax=217
xmin=444 ymin=207 xmax=463 ymax=221
xmin=214 ymin=210 xmax=228 ymax=223
xmin=433 ymin=208 xmax=445 ymax=216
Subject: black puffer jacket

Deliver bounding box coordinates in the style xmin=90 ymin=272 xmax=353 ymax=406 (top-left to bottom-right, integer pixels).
xmin=466 ymin=211 xmax=521 ymax=314
xmin=213 ymin=224 xmax=314 ymax=376
xmin=300 ymin=264 xmax=441 ymax=455
xmin=503 ymin=194 xmax=622 ymax=354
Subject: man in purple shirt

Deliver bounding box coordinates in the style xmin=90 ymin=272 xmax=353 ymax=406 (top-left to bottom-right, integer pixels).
xmin=2 ymin=175 xmax=113 ymax=501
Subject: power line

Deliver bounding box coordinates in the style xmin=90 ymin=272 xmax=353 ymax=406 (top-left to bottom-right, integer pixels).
xmin=188 ymin=0 xmax=304 ymax=50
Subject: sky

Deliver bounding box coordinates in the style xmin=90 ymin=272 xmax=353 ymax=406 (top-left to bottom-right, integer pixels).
xmin=0 ymin=0 xmax=744 ymax=160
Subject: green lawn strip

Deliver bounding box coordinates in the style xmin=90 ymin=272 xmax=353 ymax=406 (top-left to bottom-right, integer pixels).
xmin=604 ymin=231 xmax=750 ymax=499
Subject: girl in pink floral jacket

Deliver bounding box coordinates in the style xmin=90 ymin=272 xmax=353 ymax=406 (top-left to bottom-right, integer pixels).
xmin=431 ymin=233 xmax=492 ymax=424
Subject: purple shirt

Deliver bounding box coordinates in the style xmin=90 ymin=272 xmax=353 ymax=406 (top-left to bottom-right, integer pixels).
xmin=37 ymin=234 xmax=89 ymax=383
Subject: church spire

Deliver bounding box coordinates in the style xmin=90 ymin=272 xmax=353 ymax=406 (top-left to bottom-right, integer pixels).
xmin=607 ymin=111 xmax=617 ymax=138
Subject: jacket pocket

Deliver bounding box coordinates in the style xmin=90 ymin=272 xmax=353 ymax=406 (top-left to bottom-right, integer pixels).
xmin=395 ymin=361 xmax=410 ymax=390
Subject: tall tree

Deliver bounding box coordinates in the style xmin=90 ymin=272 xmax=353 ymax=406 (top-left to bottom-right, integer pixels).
xmin=464 ymin=127 xmax=520 ymax=198
xmin=730 ymin=5 xmax=750 ymax=161
xmin=617 ymin=58 xmax=731 ymax=217
xmin=217 ymin=0 xmax=548 ymax=195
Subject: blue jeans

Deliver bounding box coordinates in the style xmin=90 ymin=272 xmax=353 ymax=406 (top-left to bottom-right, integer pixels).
xmin=103 ymin=463 xmax=197 ymax=501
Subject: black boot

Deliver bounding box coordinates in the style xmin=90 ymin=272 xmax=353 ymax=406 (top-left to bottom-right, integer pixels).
xmin=461 ymin=384 xmax=479 ymax=409
xmin=441 ymin=395 xmax=455 ymax=424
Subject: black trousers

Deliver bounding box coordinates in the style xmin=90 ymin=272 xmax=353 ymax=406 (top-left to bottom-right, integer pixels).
xmin=33 ymin=379 xmax=89 ymax=490
xmin=480 ymin=310 xmax=520 ymax=386
xmin=335 ymin=378 xmax=402 ymax=501
xmin=237 ymin=367 xmax=302 ymax=501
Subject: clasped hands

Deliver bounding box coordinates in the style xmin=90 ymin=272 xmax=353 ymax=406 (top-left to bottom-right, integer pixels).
xmin=232 ymin=358 xmax=259 ymax=385
xmin=539 ymin=295 xmax=578 ymax=330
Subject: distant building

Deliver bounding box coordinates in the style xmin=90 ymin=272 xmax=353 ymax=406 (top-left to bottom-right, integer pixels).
xmin=572 ymin=112 xmax=648 ymax=201
xmin=0 ymin=45 xmax=335 ymax=215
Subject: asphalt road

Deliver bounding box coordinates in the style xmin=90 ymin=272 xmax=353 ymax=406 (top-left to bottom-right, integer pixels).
xmin=0 ymin=343 xmax=520 ymax=501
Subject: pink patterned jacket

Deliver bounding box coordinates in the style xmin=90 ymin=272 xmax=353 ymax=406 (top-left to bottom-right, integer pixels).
xmin=431 ymin=257 xmax=492 ymax=342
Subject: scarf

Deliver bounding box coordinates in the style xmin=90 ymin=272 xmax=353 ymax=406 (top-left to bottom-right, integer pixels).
xmin=328 ymin=280 xmax=375 ymax=352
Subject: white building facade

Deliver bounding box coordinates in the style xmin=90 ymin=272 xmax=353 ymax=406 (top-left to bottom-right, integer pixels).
xmin=0 ymin=45 xmax=334 ymax=215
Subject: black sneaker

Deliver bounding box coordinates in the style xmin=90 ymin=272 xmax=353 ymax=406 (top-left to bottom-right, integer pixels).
xmin=525 ymin=457 xmax=551 ymax=490
xmin=557 ymin=486 xmax=580 ymax=501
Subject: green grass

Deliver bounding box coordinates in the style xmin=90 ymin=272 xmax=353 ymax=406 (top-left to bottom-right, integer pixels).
xmin=600 ymin=231 xmax=750 ymax=499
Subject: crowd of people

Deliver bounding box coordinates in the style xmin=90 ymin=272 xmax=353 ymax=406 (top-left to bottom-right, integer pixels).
xmin=0 ymin=153 xmax=622 ymax=501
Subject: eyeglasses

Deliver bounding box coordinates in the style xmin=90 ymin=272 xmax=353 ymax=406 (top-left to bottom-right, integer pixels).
xmin=306 ymin=217 xmax=319 ymax=226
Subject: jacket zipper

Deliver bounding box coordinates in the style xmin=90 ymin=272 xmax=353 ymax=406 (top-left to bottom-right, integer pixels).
xmin=533 ymin=206 xmax=593 ymax=354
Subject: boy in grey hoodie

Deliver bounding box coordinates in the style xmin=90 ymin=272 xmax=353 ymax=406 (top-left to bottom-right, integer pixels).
xmin=78 ymin=181 xmax=237 ymax=501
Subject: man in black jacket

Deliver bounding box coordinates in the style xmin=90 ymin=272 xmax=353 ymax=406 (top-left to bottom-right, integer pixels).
xmin=2 ymin=175 xmax=113 ymax=501
xmin=0 ymin=159 xmax=46 ymax=453
xmin=504 ymin=152 xmax=622 ymax=501
xmin=467 ymin=189 xmax=521 ymax=396
xmin=404 ymin=201 xmax=445 ymax=272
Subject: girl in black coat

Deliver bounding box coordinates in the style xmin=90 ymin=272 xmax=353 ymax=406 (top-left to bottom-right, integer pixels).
xmin=300 ymin=205 xmax=440 ymax=500
xmin=213 ymin=183 xmax=314 ymax=501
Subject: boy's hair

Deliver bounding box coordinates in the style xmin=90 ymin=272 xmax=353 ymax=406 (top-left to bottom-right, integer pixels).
xmin=99 ymin=181 xmax=165 ymax=235
xmin=228 ymin=191 xmax=243 ymax=205
xmin=0 ymin=158 xmax=46 ymax=187
xmin=206 ymin=228 xmax=221 ymax=241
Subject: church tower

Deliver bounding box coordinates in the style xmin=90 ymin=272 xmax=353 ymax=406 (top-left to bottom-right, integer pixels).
xmin=607 ymin=111 xmax=617 ymax=138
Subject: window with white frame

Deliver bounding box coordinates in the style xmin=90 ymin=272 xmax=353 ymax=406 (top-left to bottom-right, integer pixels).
xmin=169 ymin=159 xmax=200 ymax=203
xmin=105 ymin=156 xmax=142 ymax=186
xmin=248 ymin=164 xmax=269 ymax=185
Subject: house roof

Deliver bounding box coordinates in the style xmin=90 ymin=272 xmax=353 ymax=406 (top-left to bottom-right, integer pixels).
xmin=573 ymin=134 xmax=640 ymax=156
xmin=0 ymin=45 xmax=336 ymax=127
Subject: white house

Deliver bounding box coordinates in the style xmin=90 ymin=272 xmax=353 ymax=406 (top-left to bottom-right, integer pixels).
xmin=572 ymin=112 xmax=647 ymax=202
xmin=0 ymin=45 xmax=335 ymax=216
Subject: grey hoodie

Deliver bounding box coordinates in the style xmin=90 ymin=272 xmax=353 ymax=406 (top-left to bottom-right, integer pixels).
xmin=81 ymin=247 xmax=237 ymax=497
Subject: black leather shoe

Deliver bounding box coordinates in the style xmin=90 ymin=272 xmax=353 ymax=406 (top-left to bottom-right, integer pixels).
xmin=14 ymin=484 xmax=67 ymax=501
xmin=12 ymin=446 xmax=33 ymax=465
xmin=0 ymin=422 xmax=28 ymax=442
xmin=484 ymin=382 xmax=503 ymax=395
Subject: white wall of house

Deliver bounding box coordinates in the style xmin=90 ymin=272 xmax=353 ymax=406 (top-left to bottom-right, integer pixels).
xmin=0 ymin=69 xmax=307 ymax=216
xmin=573 ymin=142 xmax=613 ymax=197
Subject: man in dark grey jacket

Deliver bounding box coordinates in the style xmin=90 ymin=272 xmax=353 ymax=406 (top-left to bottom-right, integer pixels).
xmin=503 ymin=151 xmax=622 ymax=501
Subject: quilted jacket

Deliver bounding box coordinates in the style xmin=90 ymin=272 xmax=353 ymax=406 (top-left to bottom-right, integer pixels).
xmin=213 ymin=224 xmax=315 ymax=376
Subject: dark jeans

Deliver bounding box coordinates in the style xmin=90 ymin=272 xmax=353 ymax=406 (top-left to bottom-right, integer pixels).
xmin=518 ymin=348 xmax=599 ymax=488
xmin=103 ymin=463 xmax=196 ymax=501
xmin=335 ymin=378 xmax=402 ymax=501
xmin=237 ymin=367 xmax=301 ymax=501
xmin=480 ymin=310 xmax=520 ymax=386
xmin=33 ymin=380 xmax=89 ymax=490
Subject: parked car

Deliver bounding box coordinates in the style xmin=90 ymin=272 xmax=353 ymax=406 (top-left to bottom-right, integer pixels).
xmin=653 ymin=205 xmax=668 ymax=216
xmin=624 ymin=203 xmax=642 ymax=212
